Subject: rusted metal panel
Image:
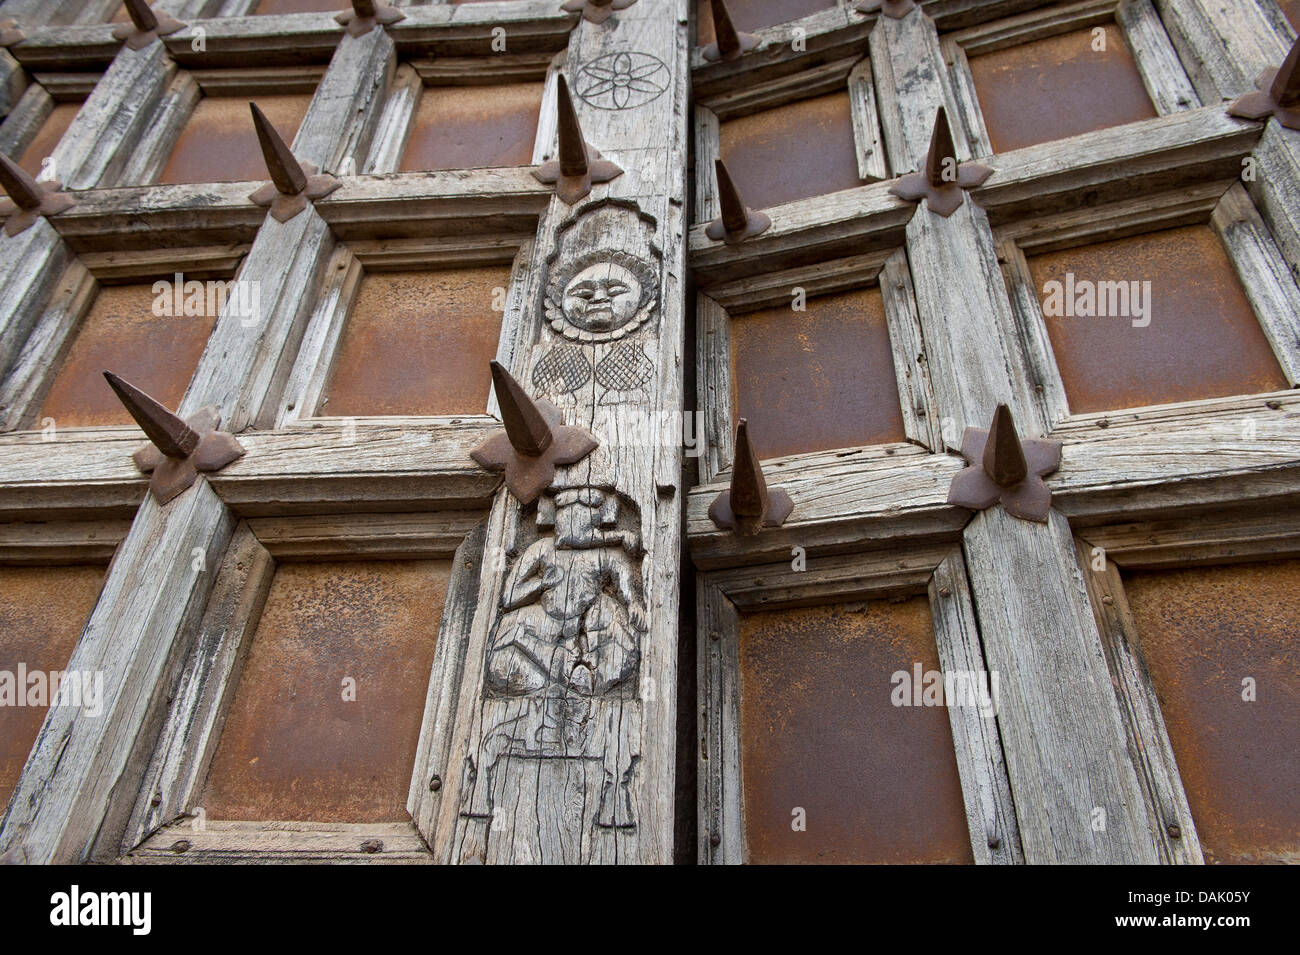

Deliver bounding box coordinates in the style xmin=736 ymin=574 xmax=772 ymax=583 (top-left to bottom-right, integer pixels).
xmin=1027 ymin=225 xmax=1288 ymax=414
xmin=159 ymin=93 xmax=312 ymax=185
xmin=399 ymin=83 xmax=543 ymax=172
xmin=201 ymin=559 xmax=452 ymax=823
xmin=321 ymin=266 xmax=508 ymax=417
xmin=968 ymin=24 xmax=1157 ymax=154
xmin=38 ymin=282 xmax=217 ymax=429
xmin=252 ymin=0 xmax=343 ymax=13
xmin=738 ymin=599 xmax=974 ymax=864
xmin=1283 ymin=0 xmax=1300 ymax=31
xmin=0 ymin=565 xmax=105 ymax=807
xmin=728 ymin=285 xmax=907 ymax=460
xmin=16 ymin=102 xmax=81 ymax=179
xmin=1123 ymin=559 xmax=1300 ymax=864
xmin=696 ymin=0 xmax=837 ymax=48
xmin=718 ymin=92 xmax=861 ymax=209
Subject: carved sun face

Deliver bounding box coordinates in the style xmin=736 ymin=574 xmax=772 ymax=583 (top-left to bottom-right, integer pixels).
xmin=561 ymin=263 xmax=643 ymax=333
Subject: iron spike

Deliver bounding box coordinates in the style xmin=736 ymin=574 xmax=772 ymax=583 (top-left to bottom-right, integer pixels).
xmin=982 ymin=403 xmax=1028 ymax=488
xmin=250 ymin=102 xmax=307 ymax=197
xmin=491 ymin=360 xmax=554 ymax=457
xmin=103 ymin=371 xmax=200 ymax=459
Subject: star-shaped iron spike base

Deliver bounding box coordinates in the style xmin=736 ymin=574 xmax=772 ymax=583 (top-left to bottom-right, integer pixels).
xmin=1228 ymin=68 xmax=1300 ymax=131
xmin=335 ymin=2 xmax=405 ymax=37
xmin=131 ymin=406 xmax=246 ymax=505
xmin=471 ymin=397 xmax=599 ymax=505
xmin=853 ymin=0 xmax=918 ymax=18
xmin=890 ymin=162 xmax=994 ymax=218
xmin=0 ymin=182 xmax=75 ymax=236
xmin=560 ymin=0 xmax=637 ymax=25
xmin=0 ymin=19 xmax=24 ymax=46
xmin=704 ymin=207 xmax=771 ymax=244
xmin=249 ymin=161 xmax=341 ymax=223
xmin=701 ymin=31 xmax=759 ymax=63
xmin=111 ymin=10 xmax=185 ymax=51
xmin=708 ymin=486 xmax=793 ymax=536
xmin=531 ymin=143 xmax=623 ymax=206
xmin=947 ymin=425 xmax=1062 ymax=523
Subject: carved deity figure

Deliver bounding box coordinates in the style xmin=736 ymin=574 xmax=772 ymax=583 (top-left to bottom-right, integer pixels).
xmin=486 ymin=487 xmax=645 ymax=696
xmin=544 ymin=248 xmax=658 ymax=343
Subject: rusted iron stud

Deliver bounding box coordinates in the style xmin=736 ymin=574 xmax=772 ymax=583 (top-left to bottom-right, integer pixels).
xmin=335 ymin=0 xmax=405 ymax=38
xmin=946 ymin=404 xmax=1061 ymax=523
xmin=705 ymin=159 xmax=771 ymax=244
xmin=471 ymin=360 xmax=599 ymax=505
xmin=532 ymin=76 xmax=623 ymax=205
xmin=247 ymin=102 xmax=341 ymax=223
xmin=103 ymin=371 xmax=245 ymax=506
xmin=709 ymin=419 xmax=794 ymax=535
xmin=0 ymin=154 xmax=75 ymax=236
xmin=112 ymin=0 xmax=184 ymax=51
xmin=853 ymin=0 xmax=919 ymax=18
xmin=1228 ymin=36 xmax=1300 ymax=131
xmin=889 ymin=106 xmax=993 ymax=218
xmin=702 ymin=0 xmax=759 ymax=63
xmin=0 ymin=19 xmax=24 ymax=47
xmin=560 ymin=0 xmax=638 ymax=26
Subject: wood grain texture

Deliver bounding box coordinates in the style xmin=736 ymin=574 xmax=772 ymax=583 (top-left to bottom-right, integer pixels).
xmin=962 ymin=507 xmax=1158 ymax=863
xmin=125 ymin=820 xmax=433 ymax=864
xmin=1156 ymin=0 xmax=1290 ymax=102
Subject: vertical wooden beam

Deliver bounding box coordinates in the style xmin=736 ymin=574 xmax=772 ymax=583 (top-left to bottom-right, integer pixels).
xmin=962 ymin=510 xmax=1159 ymax=863
xmin=429 ymin=0 xmax=688 ymax=865
xmin=1156 ymin=0 xmax=1290 ymax=102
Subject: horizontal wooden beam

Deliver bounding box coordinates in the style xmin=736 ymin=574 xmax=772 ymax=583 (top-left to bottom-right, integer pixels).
xmin=687 ymin=395 xmax=1300 ymax=568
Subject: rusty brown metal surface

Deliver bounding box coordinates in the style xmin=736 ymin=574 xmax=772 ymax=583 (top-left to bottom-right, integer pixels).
xmin=202 ymin=559 xmax=452 ymax=823
xmin=1027 ymin=225 xmax=1288 ymax=414
xmin=718 ymin=92 xmax=861 ymax=209
xmin=158 ymin=94 xmax=311 ymax=185
xmin=1283 ymin=0 xmax=1300 ymax=31
xmin=16 ymin=102 xmax=80 ymax=180
xmin=38 ymin=283 xmax=216 ymax=429
xmin=400 ymin=83 xmax=543 ymax=172
xmin=738 ymin=599 xmax=974 ymax=864
xmin=322 ymin=267 xmax=508 ymax=417
xmin=729 ymin=286 xmax=906 ymax=460
xmin=968 ymin=24 xmax=1157 ymax=154
xmin=252 ymin=0 xmax=342 ymax=14
xmin=1123 ymin=559 xmax=1300 ymax=864
xmin=696 ymin=0 xmax=836 ymax=47
xmin=0 ymin=565 xmax=105 ymax=808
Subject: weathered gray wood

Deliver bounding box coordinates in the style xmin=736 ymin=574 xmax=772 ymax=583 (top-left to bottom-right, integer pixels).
xmin=1249 ymin=121 xmax=1300 ymax=289
xmin=1074 ymin=540 xmax=1203 ymax=864
xmin=1081 ymin=506 xmax=1300 ymax=568
xmin=0 ymin=49 xmax=28 ymax=118
xmin=44 ymin=40 xmax=176 ymax=188
xmin=126 ymin=820 xmax=433 ymax=864
xmin=0 ymin=219 xmax=69 ymax=386
xmin=880 ymin=248 xmax=945 ymax=450
xmin=0 ymin=517 xmax=130 ymax=563
xmin=997 ymin=238 xmax=1071 ymax=426
xmin=929 ymin=549 xmax=1023 ymax=864
xmin=696 ymin=293 xmax=732 ymax=484
xmin=1212 ymin=182 xmax=1300 ymax=384
xmin=962 ymin=507 xmax=1159 ymax=863
xmin=116 ymin=71 xmax=199 ymax=187
xmin=430 ymin=1 xmax=687 ymax=865
xmin=293 ymin=25 xmax=395 ymax=176
xmin=118 ymin=523 xmax=273 ymax=856
xmin=848 ymin=56 xmax=887 ymax=182
xmin=1117 ymin=0 xmax=1201 ymax=114
xmin=697 ymin=578 xmax=744 ymax=864
xmin=361 ymin=62 xmax=421 ymax=174
xmin=0 ymin=79 xmax=52 ymax=159
xmin=692 ymin=105 xmax=719 ymax=223
xmin=0 ymin=482 xmax=235 ymax=864
xmin=1156 ymin=0 xmax=1290 ymax=102
xmin=248 ymin=510 xmax=481 ymax=559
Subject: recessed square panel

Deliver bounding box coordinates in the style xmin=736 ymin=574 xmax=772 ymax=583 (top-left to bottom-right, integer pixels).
xmin=1123 ymin=559 xmax=1300 ymax=864
xmin=0 ymin=565 xmax=104 ymax=805
xmin=968 ymin=24 xmax=1157 ymax=153
xmin=739 ymin=599 xmax=973 ymax=864
xmin=201 ymin=559 xmax=452 ymax=823
xmin=399 ymin=84 xmax=542 ymax=172
xmin=718 ymin=92 xmax=861 ymax=209
xmin=321 ymin=267 xmax=508 ymax=417
xmin=159 ymin=93 xmax=313 ymax=185
xmin=696 ymin=0 xmax=839 ymax=46
xmin=729 ymin=286 xmax=906 ymax=459
xmin=38 ymin=282 xmax=217 ymax=429
xmin=15 ymin=102 xmax=81 ymax=180
xmin=1026 ymin=225 xmax=1287 ymax=413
